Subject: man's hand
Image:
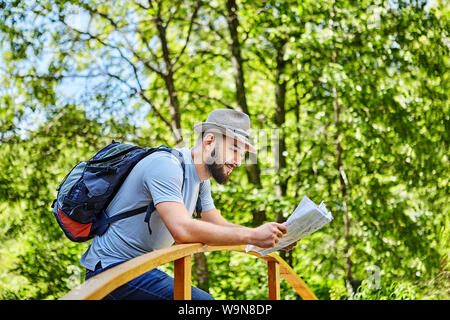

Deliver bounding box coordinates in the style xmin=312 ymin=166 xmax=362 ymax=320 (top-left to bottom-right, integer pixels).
xmin=250 ymin=222 xmax=287 ymax=248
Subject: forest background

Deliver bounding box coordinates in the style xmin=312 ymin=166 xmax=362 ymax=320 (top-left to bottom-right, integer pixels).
xmin=0 ymin=0 xmax=448 ymax=300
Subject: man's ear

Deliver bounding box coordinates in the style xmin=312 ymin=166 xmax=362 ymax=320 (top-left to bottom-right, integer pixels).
xmin=203 ymin=133 xmax=216 ymax=151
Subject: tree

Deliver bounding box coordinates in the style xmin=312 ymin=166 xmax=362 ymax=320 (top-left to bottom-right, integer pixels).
xmin=0 ymin=0 xmax=448 ymax=300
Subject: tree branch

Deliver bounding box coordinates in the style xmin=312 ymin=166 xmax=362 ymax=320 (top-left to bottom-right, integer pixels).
xmin=165 ymin=0 xmax=183 ymax=27
xmin=132 ymin=0 xmax=150 ymax=11
xmin=139 ymin=95 xmax=172 ymax=129
xmin=286 ymin=78 xmax=320 ymax=113
xmin=179 ymin=89 xmax=235 ymax=109
xmin=171 ymin=0 xmax=202 ymax=67
xmin=67 ymin=5 xmax=164 ymax=76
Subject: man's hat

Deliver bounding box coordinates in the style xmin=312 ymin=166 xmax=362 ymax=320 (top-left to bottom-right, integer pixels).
xmin=193 ymin=109 xmax=256 ymax=153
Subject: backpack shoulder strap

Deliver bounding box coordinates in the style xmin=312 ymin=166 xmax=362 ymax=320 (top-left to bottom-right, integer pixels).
xmin=194 ymin=181 xmax=204 ymax=219
xmin=143 ymin=146 xmax=186 ymax=233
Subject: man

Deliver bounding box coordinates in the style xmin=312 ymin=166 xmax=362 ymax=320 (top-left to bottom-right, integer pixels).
xmin=80 ymin=109 xmax=294 ymax=300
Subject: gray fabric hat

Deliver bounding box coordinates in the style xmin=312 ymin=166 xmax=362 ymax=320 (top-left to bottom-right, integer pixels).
xmin=193 ymin=109 xmax=256 ymax=153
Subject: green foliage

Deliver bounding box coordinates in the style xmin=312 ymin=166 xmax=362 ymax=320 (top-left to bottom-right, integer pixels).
xmin=352 ymin=279 xmax=420 ymax=300
xmin=0 ymin=0 xmax=448 ymax=300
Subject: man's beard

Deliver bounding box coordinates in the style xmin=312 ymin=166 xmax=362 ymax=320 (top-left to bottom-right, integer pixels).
xmin=205 ymin=148 xmax=231 ymax=185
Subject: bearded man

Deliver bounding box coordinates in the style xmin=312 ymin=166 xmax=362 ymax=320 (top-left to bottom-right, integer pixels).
xmin=80 ymin=109 xmax=292 ymax=300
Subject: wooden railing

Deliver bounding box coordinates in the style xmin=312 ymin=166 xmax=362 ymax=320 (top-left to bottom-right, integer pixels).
xmin=60 ymin=244 xmax=318 ymax=300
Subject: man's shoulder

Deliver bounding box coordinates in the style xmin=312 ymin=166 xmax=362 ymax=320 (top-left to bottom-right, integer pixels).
xmin=142 ymin=148 xmax=184 ymax=165
xmin=136 ymin=148 xmax=185 ymax=177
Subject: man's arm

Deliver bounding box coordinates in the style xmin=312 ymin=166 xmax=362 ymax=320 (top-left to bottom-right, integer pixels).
xmin=199 ymin=207 xmax=239 ymax=228
xmin=200 ymin=207 xmax=298 ymax=251
xmin=155 ymin=201 xmax=287 ymax=248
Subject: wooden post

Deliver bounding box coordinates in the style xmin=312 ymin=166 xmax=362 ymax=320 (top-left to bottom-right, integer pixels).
xmin=268 ymin=261 xmax=280 ymax=300
xmin=174 ymin=255 xmax=192 ymax=300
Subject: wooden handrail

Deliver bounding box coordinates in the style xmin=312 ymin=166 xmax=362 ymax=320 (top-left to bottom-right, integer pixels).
xmin=60 ymin=244 xmax=318 ymax=300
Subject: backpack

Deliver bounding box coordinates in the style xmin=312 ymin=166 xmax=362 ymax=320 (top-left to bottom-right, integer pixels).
xmin=51 ymin=141 xmax=203 ymax=242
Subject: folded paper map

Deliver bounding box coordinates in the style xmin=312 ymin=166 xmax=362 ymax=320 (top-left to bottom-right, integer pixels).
xmin=246 ymin=195 xmax=334 ymax=256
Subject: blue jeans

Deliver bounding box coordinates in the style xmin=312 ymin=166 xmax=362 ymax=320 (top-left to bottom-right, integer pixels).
xmin=85 ymin=261 xmax=214 ymax=300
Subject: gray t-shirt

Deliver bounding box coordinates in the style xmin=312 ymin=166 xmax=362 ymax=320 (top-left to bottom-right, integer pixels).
xmin=80 ymin=147 xmax=215 ymax=271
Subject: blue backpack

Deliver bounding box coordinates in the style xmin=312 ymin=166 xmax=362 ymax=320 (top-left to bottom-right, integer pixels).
xmin=52 ymin=141 xmax=203 ymax=242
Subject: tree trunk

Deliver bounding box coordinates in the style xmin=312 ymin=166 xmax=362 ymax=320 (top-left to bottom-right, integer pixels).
xmin=293 ymin=70 xmax=302 ymax=200
xmin=225 ymin=0 xmax=248 ymax=116
xmin=333 ymin=82 xmax=354 ymax=295
xmin=151 ymin=4 xmax=209 ymax=288
xmin=273 ymin=39 xmax=292 ymax=264
xmin=329 ymin=1 xmax=354 ymax=295
xmin=225 ymin=0 xmax=261 ymax=188
xmin=273 ymin=39 xmax=288 ymax=212
xmin=193 ymin=252 xmax=210 ymax=293
xmin=154 ymin=14 xmax=183 ymax=145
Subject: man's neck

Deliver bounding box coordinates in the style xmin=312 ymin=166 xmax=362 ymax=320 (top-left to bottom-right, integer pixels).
xmin=191 ymin=146 xmax=211 ymax=182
